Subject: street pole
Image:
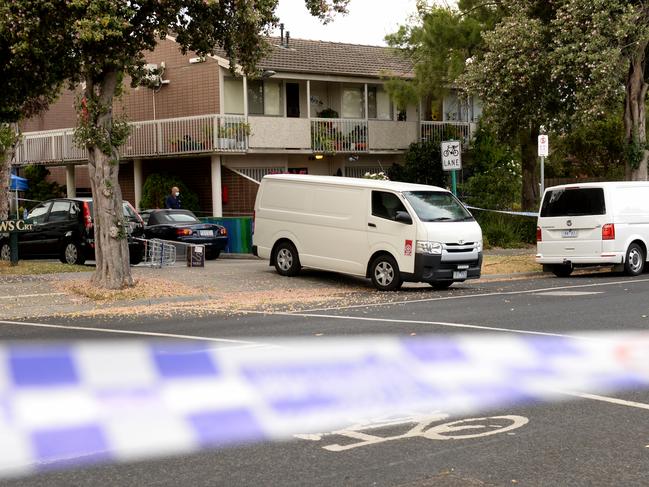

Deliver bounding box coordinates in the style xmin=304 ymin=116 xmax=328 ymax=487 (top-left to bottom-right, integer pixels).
xmin=540 ymin=156 xmax=545 ymax=196
xmin=451 ymin=170 xmax=457 ymax=196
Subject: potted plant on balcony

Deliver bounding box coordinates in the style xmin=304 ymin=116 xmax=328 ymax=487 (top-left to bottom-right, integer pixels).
xmin=217 ymin=122 xmax=251 ymax=150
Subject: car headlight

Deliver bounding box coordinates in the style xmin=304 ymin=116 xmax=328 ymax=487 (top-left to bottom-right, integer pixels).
xmin=477 ymin=240 xmax=483 ymax=252
xmin=416 ymin=240 xmax=442 ymax=255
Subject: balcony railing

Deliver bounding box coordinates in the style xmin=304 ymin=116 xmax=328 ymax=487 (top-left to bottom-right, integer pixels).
xmin=15 ymin=114 xmax=249 ymax=165
xmin=311 ymin=118 xmax=369 ymax=153
xmin=420 ymin=121 xmax=476 ymax=147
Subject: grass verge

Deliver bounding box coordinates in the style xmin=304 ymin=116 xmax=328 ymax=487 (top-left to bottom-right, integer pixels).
xmin=0 ymin=260 xmax=90 ymax=275
xmin=482 ymin=254 xmax=541 ymax=275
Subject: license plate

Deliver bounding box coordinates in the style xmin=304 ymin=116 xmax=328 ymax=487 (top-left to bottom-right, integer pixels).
xmin=198 ymin=230 xmax=213 ymax=237
xmin=561 ymin=230 xmax=577 ymax=238
xmin=453 ymin=270 xmax=467 ymax=280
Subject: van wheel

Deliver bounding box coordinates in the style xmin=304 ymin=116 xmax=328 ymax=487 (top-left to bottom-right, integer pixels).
xmin=0 ymin=243 xmax=11 ymax=261
xmin=370 ymin=254 xmax=402 ymax=291
xmin=274 ymin=241 xmax=301 ymax=276
xmin=430 ymin=281 xmax=453 ymax=290
xmin=60 ymin=242 xmax=86 ymax=265
xmin=551 ymin=264 xmax=573 ymax=278
xmin=624 ymin=243 xmax=645 ymax=276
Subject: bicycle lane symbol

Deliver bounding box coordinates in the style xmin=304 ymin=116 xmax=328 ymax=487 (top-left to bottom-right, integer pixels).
xmin=294 ymin=412 xmax=529 ymax=452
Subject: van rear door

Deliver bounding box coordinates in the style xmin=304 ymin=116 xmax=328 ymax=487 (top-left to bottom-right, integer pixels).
xmin=539 ymin=187 xmax=606 ymax=257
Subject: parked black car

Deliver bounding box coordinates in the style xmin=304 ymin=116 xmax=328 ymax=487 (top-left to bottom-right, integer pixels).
xmin=141 ymin=209 xmax=228 ymax=259
xmin=0 ymin=198 xmax=145 ymax=265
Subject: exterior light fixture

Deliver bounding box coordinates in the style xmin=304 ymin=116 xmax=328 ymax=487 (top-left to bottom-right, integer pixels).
xmin=314 ymin=154 xmax=324 ymax=160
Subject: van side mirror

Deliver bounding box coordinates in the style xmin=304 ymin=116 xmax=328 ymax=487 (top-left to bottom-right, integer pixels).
xmin=395 ymin=211 xmax=412 ymax=224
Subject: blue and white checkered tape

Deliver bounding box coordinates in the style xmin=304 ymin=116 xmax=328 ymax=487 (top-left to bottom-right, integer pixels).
xmin=0 ymin=333 xmax=648 ymax=476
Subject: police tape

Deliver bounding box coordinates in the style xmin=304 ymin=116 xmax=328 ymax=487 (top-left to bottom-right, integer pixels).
xmin=465 ymin=205 xmax=538 ymax=218
xmin=0 ymin=332 xmax=648 ymax=476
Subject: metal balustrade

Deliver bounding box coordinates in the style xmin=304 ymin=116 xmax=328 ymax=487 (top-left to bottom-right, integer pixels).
xmin=420 ymin=121 xmax=475 ymax=147
xmin=15 ymin=114 xmax=249 ymax=165
xmin=311 ymin=119 xmax=369 ymax=153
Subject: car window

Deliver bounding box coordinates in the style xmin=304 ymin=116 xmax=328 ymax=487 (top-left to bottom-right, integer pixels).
xmin=26 ymin=202 xmax=52 ymax=224
xmin=540 ymin=188 xmax=605 ymax=217
xmin=372 ymin=191 xmax=408 ymax=220
xmin=403 ymin=191 xmax=473 ymax=222
xmin=157 ymin=213 xmax=200 ymax=223
xmin=47 ymin=201 xmax=71 ymax=223
xmin=123 ymin=203 xmax=137 ymax=219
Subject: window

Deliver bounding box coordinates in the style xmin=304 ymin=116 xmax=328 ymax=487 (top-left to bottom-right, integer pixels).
xmin=540 ymin=188 xmax=606 ymax=217
xmin=372 ymin=191 xmax=408 ymax=221
xmin=368 ymin=86 xmax=392 ymax=120
xmin=48 ymin=201 xmax=71 ymax=222
xmin=26 ymin=202 xmax=52 ymax=224
xmin=342 ymin=85 xmax=364 ymax=119
xmin=247 ymin=80 xmax=283 ymax=116
xmin=224 ymin=78 xmax=244 ymax=114
xmin=403 ymin=191 xmax=473 ymax=222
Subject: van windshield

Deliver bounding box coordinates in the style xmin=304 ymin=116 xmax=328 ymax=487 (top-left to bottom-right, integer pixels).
xmin=540 ymin=188 xmax=606 ymax=217
xmin=403 ymin=191 xmax=474 ymax=222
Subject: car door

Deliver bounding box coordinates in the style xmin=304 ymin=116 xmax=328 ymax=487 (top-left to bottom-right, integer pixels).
xmin=40 ymin=200 xmax=74 ymax=257
xmin=367 ymin=191 xmax=417 ymax=274
xmin=20 ymin=202 xmax=53 ymax=256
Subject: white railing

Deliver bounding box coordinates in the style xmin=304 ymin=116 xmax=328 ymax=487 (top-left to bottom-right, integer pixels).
xmin=15 ymin=114 xmax=249 ymax=165
xmin=345 ymin=166 xmax=385 ymax=178
xmin=420 ymin=121 xmax=476 ymax=147
xmin=232 ymin=167 xmax=285 ymax=183
xmin=311 ymin=119 xmax=369 ymax=153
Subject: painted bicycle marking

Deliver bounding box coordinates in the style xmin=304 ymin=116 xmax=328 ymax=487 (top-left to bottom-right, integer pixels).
xmin=295 ymin=412 xmax=528 ymax=451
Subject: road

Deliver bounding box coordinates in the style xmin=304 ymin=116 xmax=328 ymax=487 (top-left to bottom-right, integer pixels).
xmin=2 ymin=273 xmax=649 ymax=486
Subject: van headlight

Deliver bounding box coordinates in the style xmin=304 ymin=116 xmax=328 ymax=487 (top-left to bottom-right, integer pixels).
xmin=416 ymin=240 xmax=442 ymax=255
xmin=477 ymin=240 xmax=483 ymax=252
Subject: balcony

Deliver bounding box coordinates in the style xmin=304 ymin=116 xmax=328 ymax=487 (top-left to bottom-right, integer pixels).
xmin=311 ymin=118 xmax=369 ymax=153
xmin=15 ymin=114 xmax=249 ymax=165
xmin=420 ymin=121 xmax=477 ymax=148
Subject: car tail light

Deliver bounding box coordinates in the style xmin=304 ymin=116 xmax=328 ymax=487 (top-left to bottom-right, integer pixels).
xmin=602 ymin=223 xmax=615 ymax=240
xmin=219 ymin=227 xmax=227 ymax=236
xmin=536 ymin=226 xmax=542 ymax=242
xmin=176 ymin=228 xmax=192 ymax=236
xmin=82 ymin=202 xmax=93 ymax=230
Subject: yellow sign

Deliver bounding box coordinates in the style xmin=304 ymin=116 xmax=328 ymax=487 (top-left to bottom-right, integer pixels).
xmin=0 ymin=220 xmax=34 ymax=232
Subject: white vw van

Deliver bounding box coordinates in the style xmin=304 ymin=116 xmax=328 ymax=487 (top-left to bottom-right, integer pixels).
xmin=252 ymin=175 xmax=483 ymax=291
xmin=536 ymin=182 xmax=649 ymax=277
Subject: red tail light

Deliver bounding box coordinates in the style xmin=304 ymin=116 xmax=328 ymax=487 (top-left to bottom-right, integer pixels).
xmin=176 ymin=228 xmax=192 ymax=236
xmin=536 ymin=226 xmax=542 ymax=242
xmin=219 ymin=227 xmax=227 ymax=236
xmin=602 ymin=223 xmax=615 ymax=240
xmin=82 ymin=202 xmax=93 ymax=230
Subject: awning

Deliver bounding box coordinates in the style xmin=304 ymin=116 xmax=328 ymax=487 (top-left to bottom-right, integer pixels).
xmin=10 ymin=174 xmax=28 ymax=191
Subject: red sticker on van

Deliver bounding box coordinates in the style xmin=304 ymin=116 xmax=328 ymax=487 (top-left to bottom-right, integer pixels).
xmin=405 ymin=240 xmax=413 ymax=256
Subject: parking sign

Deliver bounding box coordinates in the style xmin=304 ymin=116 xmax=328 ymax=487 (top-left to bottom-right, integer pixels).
xmin=441 ymin=141 xmax=462 ymax=171
xmin=538 ymin=135 xmax=549 ymax=157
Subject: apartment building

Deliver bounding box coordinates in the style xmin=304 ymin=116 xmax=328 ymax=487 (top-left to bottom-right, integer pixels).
xmin=14 ymin=34 xmax=479 ymax=217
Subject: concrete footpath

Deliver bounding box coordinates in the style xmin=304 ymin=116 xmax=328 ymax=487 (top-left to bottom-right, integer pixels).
xmin=0 ymin=251 xmax=544 ymax=320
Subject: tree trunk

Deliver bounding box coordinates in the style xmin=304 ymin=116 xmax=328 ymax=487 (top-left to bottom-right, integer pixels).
xmin=624 ymin=43 xmax=649 ymax=181
xmin=85 ymin=72 xmax=133 ymax=289
xmin=0 ymin=124 xmax=18 ymax=221
xmin=520 ymin=125 xmax=539 ymax=211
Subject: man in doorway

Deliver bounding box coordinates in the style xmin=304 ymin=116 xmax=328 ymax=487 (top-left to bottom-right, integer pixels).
xmin=165 ymin=186 xmax=182 ymax=209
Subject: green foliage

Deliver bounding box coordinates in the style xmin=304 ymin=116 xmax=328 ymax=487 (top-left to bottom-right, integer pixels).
xmin=463 ymin=128 xmax=521 ymax=210
xmin=22 ymin=165 xmax=63 ymax=209
xmin=388 ymin=140 xmax=446 ymax=187
xmin=317 ymin=108 xmax=339 ymax=118
xmin=474 ymin=212 xmax=536 ymax=249
xmin=140 ymin=173 xmax=200 ymax=213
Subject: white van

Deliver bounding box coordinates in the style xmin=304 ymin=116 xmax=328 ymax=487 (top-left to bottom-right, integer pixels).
xmin=536 ymin=182 xmax=649 ymax=277
xmin=252 ymin=175 xmax=483 ymax=291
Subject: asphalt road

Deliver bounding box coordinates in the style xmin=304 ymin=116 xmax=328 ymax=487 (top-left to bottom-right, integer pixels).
xmin=3 ymin=273 xmax=649 ymax=486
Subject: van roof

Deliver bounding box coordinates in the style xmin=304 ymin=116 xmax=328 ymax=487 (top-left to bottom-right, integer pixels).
xmin=546 ymin=181 xmax=649 ymax=191
xmin=262 ymin=174 xmax=448 ymax=192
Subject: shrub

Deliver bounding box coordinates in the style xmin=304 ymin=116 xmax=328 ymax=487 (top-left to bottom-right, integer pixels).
xmin=388 ymin=140 xmax=446 ymax=186
xmin=140 ymin=173 xmax=200 ymax=213
xmin=473 ymin=211 xmax=536 ymax=249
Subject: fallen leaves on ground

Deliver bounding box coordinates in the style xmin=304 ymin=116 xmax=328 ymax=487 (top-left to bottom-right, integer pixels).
xmin=58 ymin=277 xmax=200 ymax=303
xmin=0 ymin=260 xmax=90 ymax=276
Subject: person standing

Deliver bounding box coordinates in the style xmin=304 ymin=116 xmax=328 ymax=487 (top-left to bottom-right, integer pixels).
xmin=165 ymin=186 xmax=182 ymax=209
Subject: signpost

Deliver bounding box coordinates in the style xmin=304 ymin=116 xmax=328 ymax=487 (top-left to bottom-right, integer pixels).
xmin=538 ymin=134 xmax=549 ymax=196
xmin=0 ymin=220 xmax=33 ymax=266
xmin=441 ymin=140 xmax=462 ymax=196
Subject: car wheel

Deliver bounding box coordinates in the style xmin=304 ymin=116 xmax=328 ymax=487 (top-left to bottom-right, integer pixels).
xmin=206 ymin=250 xmax=220 ymax=260
xmin=430 ymin=281 xmax=453 ymax=290
xmin=61 ymin=242 xmax=86 ymax=265
xmin=0 ymin=243 xmax=11 ymax=261
xmin=129 ymin=247 xmax=144 ymax=266
xmin=550 ymin=264 xmax=573 ymax=278
xmin=624 ymin=243 xmax=645 ymax=276
xmin=273 ymin=241 xmax=301 ymax=277
xmin=370 ymin=254 xmax=402 ymax=291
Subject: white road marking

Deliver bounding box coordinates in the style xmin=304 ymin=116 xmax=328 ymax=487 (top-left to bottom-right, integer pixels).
xmin=0 ymin=293 xmax=66 ymax=300
xmin=560 ymin=391 xmax=649 ymax=411
xmin=299 ymin=277 xmax=649 ymax=313
xmin=0 ymin=320 xmax=267 ymax=348
xmin=534 ymin=291 xmax=604 ymax=297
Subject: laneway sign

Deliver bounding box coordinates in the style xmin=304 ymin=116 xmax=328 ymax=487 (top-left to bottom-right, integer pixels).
xmin=538 ymin=135 xmax=549 ymax=157
xmin=441 ymin=141 xmax=462 ymax=171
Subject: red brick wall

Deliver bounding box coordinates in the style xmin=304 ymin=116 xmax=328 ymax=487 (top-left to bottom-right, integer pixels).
xmin=222 ymin=167 xmax=259 ymax=216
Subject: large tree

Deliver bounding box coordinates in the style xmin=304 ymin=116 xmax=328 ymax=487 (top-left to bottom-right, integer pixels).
xmin=2 ymin=0 xmax=348 ymax=288
xmin=0 ymin=1 xmax=74 ymax=220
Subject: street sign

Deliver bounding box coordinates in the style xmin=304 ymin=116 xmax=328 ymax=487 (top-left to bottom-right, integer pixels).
xmin=538 ymin=135 xmax=549 ymax=157
xmin=441 ymin=141 xmax=462 ymax=171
